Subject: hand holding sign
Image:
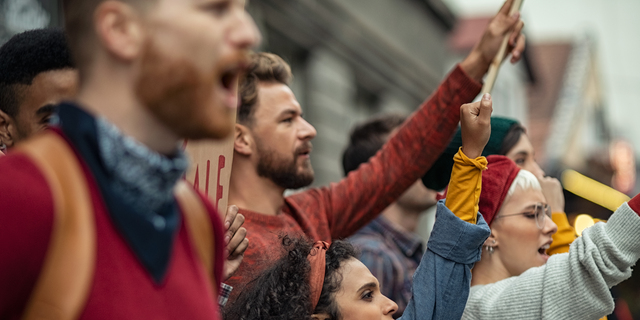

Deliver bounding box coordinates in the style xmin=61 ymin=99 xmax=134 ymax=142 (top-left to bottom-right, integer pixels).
xmin=460 ymin=93 xmax=493 ymax=159
xmin=460 ymin=0 xmax=525 ymax=87
xmin=222 ymin=205 xmax=249 ymax=280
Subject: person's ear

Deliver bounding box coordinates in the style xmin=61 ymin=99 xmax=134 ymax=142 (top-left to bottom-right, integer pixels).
xmin=0 ymin=110 xmax=16 ymax=148
xmin=311 ymin=314 xmax=331 ymax=320
xmin=94 ymin=0 xmax=145 ymax=61
xmin=483 ymin=231 xmax=498 ymax=248
xmin=234 ymin=123 xmax=254 ymax=156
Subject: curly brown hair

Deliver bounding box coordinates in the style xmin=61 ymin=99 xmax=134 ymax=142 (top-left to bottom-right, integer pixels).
xmin=223 ymin=236 xmax=358 ymax=320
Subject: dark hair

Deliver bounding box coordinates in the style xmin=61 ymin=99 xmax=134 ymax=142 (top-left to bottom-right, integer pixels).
xmin=63 ymin=0 xmax=153 ymax=76
xmin=342 ymin=114 xmax=406 ymax=175
xmin=238 ymin=52 xmax=293 ymax=125
xmin=0 ymin=28 xmax=74 ymax=118
xmin=224 ymin=237 xmax=358 ymax=320
xmin=498 ymin=123 xmax=527 ymax=155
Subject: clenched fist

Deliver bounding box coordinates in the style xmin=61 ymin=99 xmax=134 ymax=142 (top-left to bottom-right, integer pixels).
xmin=460 ymin=93 xmax=493 ymax=159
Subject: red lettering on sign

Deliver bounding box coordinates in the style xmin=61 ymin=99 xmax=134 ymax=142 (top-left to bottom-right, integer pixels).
xmin=193 ymin=165 xmax=200 ymax=189
xmin=205 ymin=160 xmax=211 ymax=196
xmin=216 ymin=155 xmax=226 ymax=209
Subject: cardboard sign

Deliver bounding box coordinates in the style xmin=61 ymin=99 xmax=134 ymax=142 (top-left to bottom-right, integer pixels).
xmin=184 ymin=134 xmax=235 ymax=213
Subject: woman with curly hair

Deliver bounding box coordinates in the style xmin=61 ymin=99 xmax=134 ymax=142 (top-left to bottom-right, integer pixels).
xmin=224 ymin=96 xmax=496 ymax=320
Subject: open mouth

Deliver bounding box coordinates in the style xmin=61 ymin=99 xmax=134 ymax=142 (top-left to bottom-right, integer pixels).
xmin=220 ymin=68 xmax=239 ymax=91
xmin=537 ymin=244 xmax=550 ymax=255
xmin=215 ymin=60 xmax=248 ymax=109
xmin=296 ymin=144 xmax=313 ymax=158
xmin=537 ymin=242 xmax=551 ymax=263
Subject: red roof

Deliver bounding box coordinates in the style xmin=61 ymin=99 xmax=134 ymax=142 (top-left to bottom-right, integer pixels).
xmin=526 ymin=42 xmax=573 ymax=164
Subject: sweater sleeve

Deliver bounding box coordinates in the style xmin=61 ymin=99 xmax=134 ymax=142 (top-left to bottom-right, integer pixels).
xmin=547 ymin=212 xmax=575 ymax=255
xmin=289 ymin=65 xmax=482 ymax=239
xmin=462 ymin=202 xmax=640 ymax=320
xmin=444 ymin=148 xmax=487 ymax=224
xmin=399 ymin=201 xmax=491 ymax=320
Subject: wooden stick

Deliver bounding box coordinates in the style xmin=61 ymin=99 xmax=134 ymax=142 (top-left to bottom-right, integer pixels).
xmin=481 ymin=0 xmax=524 ymax=94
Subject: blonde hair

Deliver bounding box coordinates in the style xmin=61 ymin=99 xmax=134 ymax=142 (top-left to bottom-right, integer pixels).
xmin=507 ymin=169 xmax=541 ymax=197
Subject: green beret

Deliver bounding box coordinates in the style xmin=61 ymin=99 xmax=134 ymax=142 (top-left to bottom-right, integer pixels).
xmin=422 ymin=117 xmax=520 ymax=190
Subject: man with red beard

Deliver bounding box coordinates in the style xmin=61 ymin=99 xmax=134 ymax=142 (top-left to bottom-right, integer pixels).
xmin=0 ymin=0 xmax=259 ymax=319
xmin=227 ymin=0 xmax=526 ymax=297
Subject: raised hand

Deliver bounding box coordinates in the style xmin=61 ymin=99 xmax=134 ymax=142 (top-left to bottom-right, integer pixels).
xmin=221 ymin=205 xmax=249 ymax=280
xmin=460 ymin=0 xmax=525 ymax=82
xmin=460 ymin=93 xmax=493 ymax=159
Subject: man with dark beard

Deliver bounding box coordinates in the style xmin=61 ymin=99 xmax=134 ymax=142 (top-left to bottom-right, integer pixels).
xmin=0 ymin=0 xmax=259 ymax=319
xmin=226 ymin=0 xmax=526 ymax=297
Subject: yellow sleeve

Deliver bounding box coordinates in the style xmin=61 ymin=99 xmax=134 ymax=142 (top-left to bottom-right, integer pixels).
xmin=547 ymin=212 xmax=576 ymax=255
xmin=444 ymin=147 xmax=487 ymax=224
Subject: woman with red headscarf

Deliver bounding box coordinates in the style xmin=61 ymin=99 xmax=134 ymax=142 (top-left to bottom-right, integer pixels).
xmin=462 ymin=156 xmax=640 ymax=319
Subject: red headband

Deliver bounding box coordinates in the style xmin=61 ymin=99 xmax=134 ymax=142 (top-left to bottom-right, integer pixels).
xmin=308 ymin=241 xmax=329 ymax=311
xmin=440 ymin=155 xmax=520 ymax=226
xmin=479 ymin=155 xmax=521 ymax=225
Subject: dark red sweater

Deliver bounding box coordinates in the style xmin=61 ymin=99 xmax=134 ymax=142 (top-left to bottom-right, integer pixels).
xmin=0 ymin=133 xmax=225 ymax=319
xmin=226 ymin=65 xmax=482 ymax=293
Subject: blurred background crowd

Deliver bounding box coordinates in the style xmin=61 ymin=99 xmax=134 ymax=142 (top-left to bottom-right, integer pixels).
xmin=1 ymin=0 xmax=638 ymax=316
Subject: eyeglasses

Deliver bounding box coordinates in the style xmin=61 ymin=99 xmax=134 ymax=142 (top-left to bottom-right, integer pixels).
xmin=494 ymin=203 xmax=552 ymax=229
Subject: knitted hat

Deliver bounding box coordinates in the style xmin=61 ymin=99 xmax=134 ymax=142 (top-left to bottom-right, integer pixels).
xmin=422 ymin=117 xmax=520 ymax=190
xmin=479 ymin=155 xmax=521 ymax=225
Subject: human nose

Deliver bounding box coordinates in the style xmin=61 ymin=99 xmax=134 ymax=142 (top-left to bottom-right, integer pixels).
xmin=229 ymin=9 xmax=262 ymax=49
xmin=381 ymin=295 xmax=398 ymax=316
xmin=298 ymin=118 xmax=317 ymax=141
xmin=541 ymin=213 xmax=558 ymax=236
xmin=531 ymin=161 xmax=545 ymax=178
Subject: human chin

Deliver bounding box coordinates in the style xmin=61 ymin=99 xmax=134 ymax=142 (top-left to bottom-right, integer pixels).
xmin=297 ymin=161 xmax=314 ymax=179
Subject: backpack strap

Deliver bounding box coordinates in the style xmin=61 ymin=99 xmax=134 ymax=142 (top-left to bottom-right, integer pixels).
xmin=15 ymin=133 xmax=218 ymax=320
xmin=174 ymin=181 xmax=218 ymax=296
xmin=15 ymin=133 xmax=96 ymax=320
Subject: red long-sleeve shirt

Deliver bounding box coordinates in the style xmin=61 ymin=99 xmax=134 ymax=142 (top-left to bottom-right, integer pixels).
xmin=226 ymin=65 xmax=482 ymax=293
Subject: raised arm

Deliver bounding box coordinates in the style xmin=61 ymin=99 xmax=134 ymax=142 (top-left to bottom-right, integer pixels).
xmin=462 ymin=197 xmax=640 ymax=320
xmin=290 ymin=0 xmax=526 ymax=239
xmin=399 ymin=96 xmax=493 ymax=320
xmin=445 ymin=93 xmax=493 ymax=224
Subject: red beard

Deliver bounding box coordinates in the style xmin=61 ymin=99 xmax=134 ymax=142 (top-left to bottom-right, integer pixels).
xmin=135 ymin=38 xmax=233 ymax=140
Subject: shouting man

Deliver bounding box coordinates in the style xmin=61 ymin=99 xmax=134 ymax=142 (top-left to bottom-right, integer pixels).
xmin=0 ymin=0 xmax=259 ymax=319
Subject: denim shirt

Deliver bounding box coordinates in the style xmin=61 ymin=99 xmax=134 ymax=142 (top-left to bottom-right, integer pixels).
xmin=399 ymin=200 xmax=490 ymax=320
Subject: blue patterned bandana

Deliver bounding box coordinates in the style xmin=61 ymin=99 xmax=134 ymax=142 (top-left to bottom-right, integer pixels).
xmin=56 ymin=103 xmax=189 ymax=283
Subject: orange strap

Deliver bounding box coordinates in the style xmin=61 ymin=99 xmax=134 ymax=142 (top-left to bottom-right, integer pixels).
xmin=308 ymin=241 xmax=329 ymax=311
xmin=16 ymin=133 xmax=96 ymax=320
xmin=175 ymin=180 xmax=217 ymax=296
xmin=16 ymin=133 xmax=217 ymax=319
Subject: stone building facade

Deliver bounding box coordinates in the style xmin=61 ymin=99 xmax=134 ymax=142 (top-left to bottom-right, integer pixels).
xmin=248 ymin=0 xmax=461 ymax=187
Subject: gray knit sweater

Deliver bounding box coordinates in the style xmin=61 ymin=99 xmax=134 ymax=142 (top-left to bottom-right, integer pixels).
xmin=463 ymin=203 xmax=640 ymax=320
